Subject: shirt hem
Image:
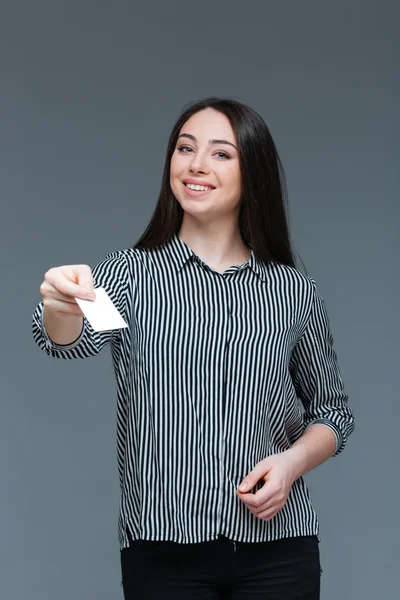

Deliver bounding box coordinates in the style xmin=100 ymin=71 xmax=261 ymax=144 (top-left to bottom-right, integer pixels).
xmin=119 ymin=525 xmax=320 ymax=550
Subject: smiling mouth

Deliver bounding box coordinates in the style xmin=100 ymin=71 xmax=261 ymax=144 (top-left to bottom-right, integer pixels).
xmin=182 ymin=182 xmax=216 ymax=196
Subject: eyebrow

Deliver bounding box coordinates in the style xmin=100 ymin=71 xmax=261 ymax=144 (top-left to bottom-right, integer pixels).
xmin=177 ymin=133 xmax=237 ymax=150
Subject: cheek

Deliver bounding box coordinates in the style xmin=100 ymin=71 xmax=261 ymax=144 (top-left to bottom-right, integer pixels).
xmin=170 ymin=152 xmax=186 ymax=177
xmin=169 ymin=157 xmax=183 ymax=198
xmin=223 ymin=165 xmax=241 ymax=192
xmin=170 ymin=155 xmax=178 ymax=178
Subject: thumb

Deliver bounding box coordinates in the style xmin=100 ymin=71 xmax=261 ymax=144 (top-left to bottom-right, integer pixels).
xmin=238 ymin=460 xmax=271 ymax=492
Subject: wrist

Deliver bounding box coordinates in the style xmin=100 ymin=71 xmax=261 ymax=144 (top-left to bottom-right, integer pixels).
xmin=283 ymin=446 xmax=308 ymax=481
xmin=283 ymin=424 xmax=337 ymax=480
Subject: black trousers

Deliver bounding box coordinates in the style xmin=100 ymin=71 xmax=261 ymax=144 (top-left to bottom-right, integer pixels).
xmin=120 ymin=528 xmax=321 ymax=599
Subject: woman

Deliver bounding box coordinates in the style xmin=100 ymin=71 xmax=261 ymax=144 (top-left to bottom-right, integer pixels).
xmin=33 ymin=97 xmax=355 ymax=599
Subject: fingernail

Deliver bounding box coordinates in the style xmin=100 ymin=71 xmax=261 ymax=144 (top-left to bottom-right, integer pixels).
xmin=239 ymin=483 xmax=248 ymax=492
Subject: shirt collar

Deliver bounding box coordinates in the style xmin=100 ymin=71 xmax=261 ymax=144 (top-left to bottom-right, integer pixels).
xmin=165 ymin=234 xmax=267 ymax=282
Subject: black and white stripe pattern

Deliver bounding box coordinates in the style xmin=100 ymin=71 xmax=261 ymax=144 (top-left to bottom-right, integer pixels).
xmin=32 ymin=234 xmax=355 ymax=548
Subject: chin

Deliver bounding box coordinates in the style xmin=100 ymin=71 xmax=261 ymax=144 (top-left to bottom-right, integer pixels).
xmin=180 ymin=202 xmax=213 ymax=216
xmin=174 ymin=192 xmax=209 ymax=208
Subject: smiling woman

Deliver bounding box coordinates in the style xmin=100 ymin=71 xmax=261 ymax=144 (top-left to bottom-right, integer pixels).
xmin=32 ymin=96 xmax=354 ymax=600
xmin=171 ymin=111 xmax=240 ymax=219
xmin=134 ymin=96 xmax=296 ymax=272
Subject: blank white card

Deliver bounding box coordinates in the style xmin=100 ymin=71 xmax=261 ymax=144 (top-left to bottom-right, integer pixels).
xmin=75 ymin=287 xmax=128 ymax=332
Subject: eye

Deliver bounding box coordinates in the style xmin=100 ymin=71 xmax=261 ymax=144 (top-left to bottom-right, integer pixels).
xmin=177 ymin=145 xmax=193 ymax=153
xmin=215 ymin=151 xmax=230 ymax=159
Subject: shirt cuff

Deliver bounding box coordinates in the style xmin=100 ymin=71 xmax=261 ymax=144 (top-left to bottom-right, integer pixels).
xmin=41 ymin=309 xmax=86 ymax=351
xmin=304 ymin=419 xmax=343 ymax=455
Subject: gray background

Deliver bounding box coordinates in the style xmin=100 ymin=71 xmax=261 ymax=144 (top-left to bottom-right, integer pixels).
xmin=1 ymin=1 xmax=398 ymax=598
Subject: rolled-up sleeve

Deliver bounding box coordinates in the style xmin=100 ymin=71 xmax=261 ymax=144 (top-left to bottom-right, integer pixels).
xmin=32 ymin=250 xmax=129 ymax=359
xmin=289 ymin=278 xmax=355 ymax=456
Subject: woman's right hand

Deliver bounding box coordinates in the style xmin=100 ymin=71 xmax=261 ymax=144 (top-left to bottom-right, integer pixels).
xmin=40 ymin=264 xmax=96 ymax=318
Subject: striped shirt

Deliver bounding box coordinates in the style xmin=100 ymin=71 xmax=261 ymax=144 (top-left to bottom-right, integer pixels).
xmin=32 ymin=233 xmax=355 ymax=549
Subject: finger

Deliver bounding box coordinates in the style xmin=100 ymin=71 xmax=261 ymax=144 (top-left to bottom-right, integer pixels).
xmin=240 ymin=496 xmax=276 ymax=515
xmin=44 ymin=298 xmax=84 ymax=317
xmin=236 ymin=485 xmax=273 ymax=509
xmin=238 ymin=460 xmax=271 ymax=492
xmin=46 ymin=271 xmax=94 ymax=300
xmin=254 ymin=500 xmax=277 ymax=516
xmin=44 ymin=288 xmax=85 ymax=304
xmin=257 ymin=507 xmax=279 ymax=521
xmin=237 ymin=491 xmax=273 ymax=510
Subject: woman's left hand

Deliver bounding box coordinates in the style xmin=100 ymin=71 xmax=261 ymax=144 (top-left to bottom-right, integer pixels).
xmin=236 ymin=452 xmax=297 ymax=521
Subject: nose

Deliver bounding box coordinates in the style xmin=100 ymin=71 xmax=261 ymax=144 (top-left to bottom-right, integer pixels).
xmin=189 ymin=152 xmax=209 ymax=174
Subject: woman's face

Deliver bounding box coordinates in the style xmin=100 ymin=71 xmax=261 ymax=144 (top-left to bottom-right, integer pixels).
xmin=170 ymin=108 xmax=241 ymax=221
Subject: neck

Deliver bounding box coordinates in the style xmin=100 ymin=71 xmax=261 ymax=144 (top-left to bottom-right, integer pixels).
xmin=178 ymin=214 xmax=250 ymax=267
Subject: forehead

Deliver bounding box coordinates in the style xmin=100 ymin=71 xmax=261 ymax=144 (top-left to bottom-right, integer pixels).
xmin=180 ymin=108 xmax=236 ymax=142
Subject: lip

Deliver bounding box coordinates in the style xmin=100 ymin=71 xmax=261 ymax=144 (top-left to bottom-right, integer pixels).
xmin=182 ymin=181 xmax=216 ymax=198
xmin=182 ymin=178 xmax=216 ymax=189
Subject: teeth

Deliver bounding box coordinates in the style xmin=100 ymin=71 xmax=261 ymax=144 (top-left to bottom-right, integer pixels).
xmin=186 ymin=183 xmax=212 ymax=191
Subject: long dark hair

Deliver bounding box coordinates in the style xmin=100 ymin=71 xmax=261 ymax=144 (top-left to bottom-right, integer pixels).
xmin=134 ymin=96 xmax=301 ymax=269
